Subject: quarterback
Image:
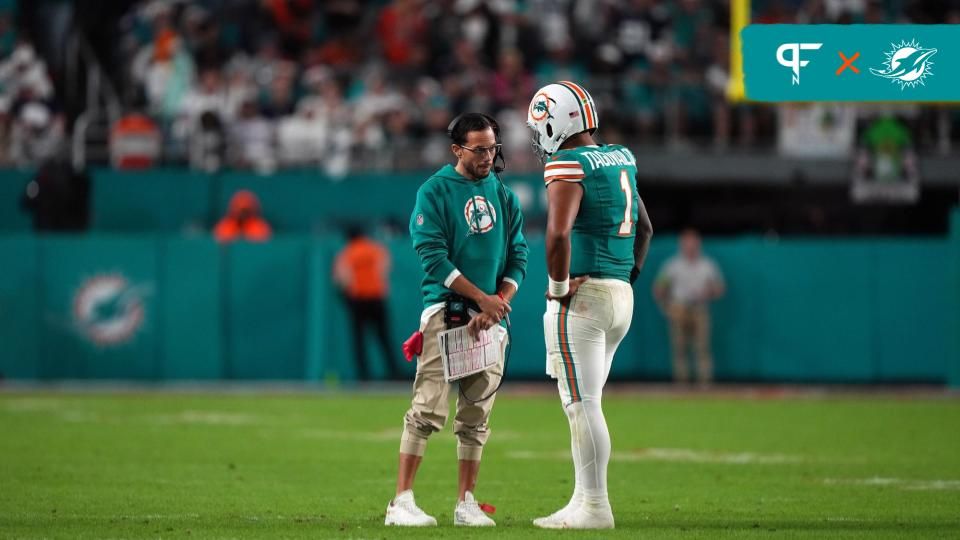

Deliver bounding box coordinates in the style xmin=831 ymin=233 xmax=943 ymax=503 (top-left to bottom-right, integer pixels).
xmin=527 ymin=82 xmax=653 ymax=529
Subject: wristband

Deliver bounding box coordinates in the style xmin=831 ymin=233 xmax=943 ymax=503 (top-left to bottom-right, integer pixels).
xmin=548 ymin=276 xmax=570 ymax=297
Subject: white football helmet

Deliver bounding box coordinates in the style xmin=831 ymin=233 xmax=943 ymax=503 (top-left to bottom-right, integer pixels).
xmin=526 ymin=81 xmax=599 ymax=163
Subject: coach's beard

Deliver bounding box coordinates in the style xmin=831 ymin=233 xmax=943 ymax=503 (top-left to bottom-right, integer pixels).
xmin=470 ymin=162 xmax=491 ymax=179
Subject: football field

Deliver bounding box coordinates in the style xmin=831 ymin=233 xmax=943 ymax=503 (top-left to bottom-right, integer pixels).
xmin=1 ymin=387 xmax=959 ymax=539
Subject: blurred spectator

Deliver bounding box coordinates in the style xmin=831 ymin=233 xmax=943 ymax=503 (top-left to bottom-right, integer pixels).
xmin=223 ymin=62 xmax=258 ymax=119
xmin=182 ymin=5 xmax=227 ymax=71
xmin=859 ymin=115 xmax=916 ymax=182
xmin=20 ymin=159 xmax=90 ymax=231
xmin=277 ymin=100 xmax=326 ymax=168
xmin=491 ymin=48 xmax=534 ymax=111
xmin=498 ymin=94 xmax=538 ymax=172
xmin=189 ymin=110 xmax=227 ymax=172
xmin=310 ymin=33 xmax=363 ymax=74
xmin=333 ymin=226 xmax=399 ymax=381
xmin=411 ymin=76 xmax=452 ymax=168
xmin=247 ymin=38 xmax=286 ymax=92
xmin=317 ymin=75 xmax=354 ymax=178
xmin=614 ymin=0 xmax=673 ymax=65
xmin=0 ymin=9 xmax=17 ymax=58
xmin=9 ymin=101 xmax=64 ymax=168
xmin=757 ymin=0 xmax=794 ymax=24
xmin=455 ymin=0 xmax=504 ymax=65
xmin=229 ymin=99 xmax=276 ymax=173
xmin=706 ymin=33 xmax=755 ymax=149
xmin=55 ymin=0 xmax=960 ymax=171
xmin=824 ymin=0 xmax=867 ymax=22
xmin=213 ymin=190 xmax=273 ymax=243
xmin=0 ymin=42 xmax=54 ymax=102
xmin=851 ymin=114 xmax=920 ymax=203
xmin=110 ymin=112 xmax=161 ymax=169
xmin=533 ymin=44 xmax=586 ymax=88
xmin=132 ymin=17 xmax=195 ymax=121
xmin=445 ymin=40 xmax=494 ymax=114
xmin=178 ymin=68 xmax=233 ymax=170
xmin=653 ymin=229 xmax=725 ymax=386
xmin=353 ymin=70 xmax=407 ymax=165
xmin=181 ymin=68 xmax=232 ymax=123
xmin=261 ymin=62 xmax=298 ymax=118
xmin=263 ymin=0 xmax=316 ymax=58
xmin=376 ymin=0 xmax=427 ymax=68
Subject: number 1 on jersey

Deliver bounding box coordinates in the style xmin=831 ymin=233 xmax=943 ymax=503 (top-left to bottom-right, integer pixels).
xmin=618 ymin=169 xmax=634 ymax=236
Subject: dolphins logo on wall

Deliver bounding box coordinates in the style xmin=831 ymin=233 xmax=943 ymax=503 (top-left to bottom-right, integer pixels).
xmin=870 ymin=39 xmax=937 ymax=90
xmin=73 ymin=274 xmax=147 ymax=347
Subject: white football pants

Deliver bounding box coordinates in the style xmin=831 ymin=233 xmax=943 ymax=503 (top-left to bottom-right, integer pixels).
xmin=544 ymin=278 xmax=634 ymax=503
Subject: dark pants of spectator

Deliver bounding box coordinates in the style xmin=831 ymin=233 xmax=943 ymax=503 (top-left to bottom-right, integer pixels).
xmin=348 ymin=298 xmax=400 ymax=381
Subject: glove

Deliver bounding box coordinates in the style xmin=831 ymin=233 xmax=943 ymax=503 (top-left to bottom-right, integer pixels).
xmin=402 ymin=331 xmax=423 ymax=361
xmin=629 ymin=266 xmax=641 ymax=285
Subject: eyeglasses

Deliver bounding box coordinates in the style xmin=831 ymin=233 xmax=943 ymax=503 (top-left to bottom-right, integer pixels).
xmin=458 ymin=144 xmax=501 ymax=157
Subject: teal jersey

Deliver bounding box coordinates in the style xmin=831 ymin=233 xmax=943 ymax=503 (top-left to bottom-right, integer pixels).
xmin=544 ymin=144 xmax=640 ymax=282
xmin=410 ymin=165 xmax=528 ymax=307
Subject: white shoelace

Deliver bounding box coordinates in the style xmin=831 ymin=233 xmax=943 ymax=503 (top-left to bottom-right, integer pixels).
xmin=395 ymin=497 xmax=426 ymax=517
xmin=459 ymin=500 xmax=486 ymax=519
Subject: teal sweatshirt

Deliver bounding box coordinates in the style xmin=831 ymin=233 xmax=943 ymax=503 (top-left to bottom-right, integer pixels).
xmin=410 ymin=164 xmax=528 ymax=307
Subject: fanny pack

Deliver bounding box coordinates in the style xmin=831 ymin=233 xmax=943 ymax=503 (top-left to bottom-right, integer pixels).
xmin=443 ymin=293 xmax=479 ymax=329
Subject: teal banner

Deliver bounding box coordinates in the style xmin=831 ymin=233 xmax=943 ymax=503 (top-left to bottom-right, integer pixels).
xmin=742 ymin=25 xmax=960 ymax=102
xmin=0 ymin=233 xmax=955 ymax=384
xmin=38 ymin=236 xmax=160 ymax=379
xmin=0 ymin=170 xmax=33 ymax=232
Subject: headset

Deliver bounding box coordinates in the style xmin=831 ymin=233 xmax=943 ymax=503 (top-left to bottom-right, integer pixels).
xmin=445 ymin=112 xmax=512 ymax=404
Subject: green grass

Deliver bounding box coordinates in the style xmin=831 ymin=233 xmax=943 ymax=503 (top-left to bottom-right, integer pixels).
xmin=1 ymin=390 xmax=959 ymax=539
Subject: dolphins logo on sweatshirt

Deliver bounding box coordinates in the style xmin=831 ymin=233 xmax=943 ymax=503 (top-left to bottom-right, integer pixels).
xmin=464 ymin=196 xmax=497 ymax=234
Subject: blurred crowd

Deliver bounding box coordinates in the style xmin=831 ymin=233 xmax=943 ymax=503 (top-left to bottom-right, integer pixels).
xmin=0 ymin=0 xmax=65 ymax=169
xmin=1 ymin=0 xmax=959 ymax=173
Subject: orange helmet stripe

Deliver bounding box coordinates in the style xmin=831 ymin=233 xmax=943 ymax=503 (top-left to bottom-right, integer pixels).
xmin=559 ymin=81 xmax=596 ymax=131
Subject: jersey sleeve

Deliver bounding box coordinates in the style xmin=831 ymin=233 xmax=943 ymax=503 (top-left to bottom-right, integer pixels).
xmin=410 ymin=184 xmax=460 ymax=288
xmin=543 ymin=159 xmax=585 ymax=186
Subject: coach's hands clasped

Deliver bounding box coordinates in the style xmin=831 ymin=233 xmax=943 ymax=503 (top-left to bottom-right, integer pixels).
xmin=477 ymin=293 xmax=511 ymax=322
xmin=467 ymin=312 xmax=497 ymax=338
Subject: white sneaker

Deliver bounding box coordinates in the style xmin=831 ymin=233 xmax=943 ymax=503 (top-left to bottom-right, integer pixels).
xmin=385 ymin=490 xmax=437 ymax=527
xmin=558 ymin=505 xmax=615 ymax=529
xmin=453 ymin=491 xmax=495 ymax=527
xmin=533 ymin=496 xmax=582 ymax=529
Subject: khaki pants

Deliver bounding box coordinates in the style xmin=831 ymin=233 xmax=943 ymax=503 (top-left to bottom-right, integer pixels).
xmin=667 ymin=303 xmax=713 ymax=384
xmin=400 ymin=309 xmax=505 ymax=461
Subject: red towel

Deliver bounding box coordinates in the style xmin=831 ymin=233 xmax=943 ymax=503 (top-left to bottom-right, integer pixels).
xmin=402 ymin=331 xmax=423 ymax=361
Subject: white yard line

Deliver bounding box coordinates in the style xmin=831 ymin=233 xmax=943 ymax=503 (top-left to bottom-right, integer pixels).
xmin=507 ymin=447 xmax=805 ymax=464
xmin=824 ymin=477 xmax=960 ymax=490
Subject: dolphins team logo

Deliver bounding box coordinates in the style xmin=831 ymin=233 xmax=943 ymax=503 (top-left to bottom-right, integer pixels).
xmin=73 ymin=274 xmax=147 ymax=346
xmin=464 ymin=196 xmax=497 ymax=234
xmin=870 ymin=39 xmax=937 ymax=90
xmin=530 ymin=92 xmax=556 ymax=121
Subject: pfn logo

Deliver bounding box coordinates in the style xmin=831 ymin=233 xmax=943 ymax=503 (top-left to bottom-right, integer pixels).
xmin=777 ymin=43 xmax=823 ymax=85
